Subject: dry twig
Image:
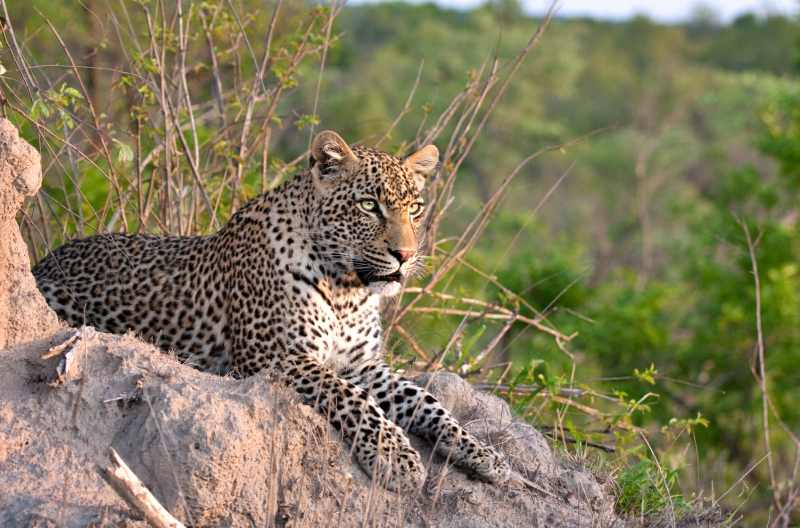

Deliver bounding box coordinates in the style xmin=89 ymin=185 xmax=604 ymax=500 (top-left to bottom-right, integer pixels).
xmin=100 ymin=448 xmax=186 ymax=528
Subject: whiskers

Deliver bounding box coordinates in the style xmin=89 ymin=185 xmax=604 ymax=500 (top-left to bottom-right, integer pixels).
xmin=405 ymin=255 xmax=429 ymax=279
xmin=403 ymin=240 xmax=431 ymax=281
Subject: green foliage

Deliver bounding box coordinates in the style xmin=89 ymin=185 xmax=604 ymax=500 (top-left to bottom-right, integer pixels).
xmin=616 ymin=458 xmax=689 ymax=517
xmin=693 ymin=14 xmax=799 ymax=75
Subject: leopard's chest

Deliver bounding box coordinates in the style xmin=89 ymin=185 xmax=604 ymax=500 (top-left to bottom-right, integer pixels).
xmin=287 ymin=283 xmax=384 ymax=371
xmin=327 ymin=301 xmax=383 ymax=369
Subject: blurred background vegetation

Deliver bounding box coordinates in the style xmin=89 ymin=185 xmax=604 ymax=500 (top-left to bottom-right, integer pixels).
xmin=2 ymin=0 xmax=799 ymax=525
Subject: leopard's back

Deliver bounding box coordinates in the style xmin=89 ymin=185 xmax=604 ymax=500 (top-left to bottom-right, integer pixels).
xmin=33 ymin=233 xmax=232 ymax=372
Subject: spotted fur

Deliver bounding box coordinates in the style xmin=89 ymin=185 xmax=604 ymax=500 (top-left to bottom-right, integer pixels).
xmin=33 ymin=131 xmax=511 ymax=492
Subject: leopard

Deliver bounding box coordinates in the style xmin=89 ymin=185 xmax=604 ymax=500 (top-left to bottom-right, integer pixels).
xmin=33 ymin=130 xmax=512 ymax=492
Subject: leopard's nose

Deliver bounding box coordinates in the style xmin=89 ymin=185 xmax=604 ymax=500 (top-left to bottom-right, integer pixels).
xmin=389 ymin=248 xmax=415 ymax=264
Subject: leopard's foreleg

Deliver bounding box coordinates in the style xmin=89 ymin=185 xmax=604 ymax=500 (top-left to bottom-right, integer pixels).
xmin=342 ymin=361 xmax=511 ymax=484
xmin=271 ymin=353 xmax=427 ymax=492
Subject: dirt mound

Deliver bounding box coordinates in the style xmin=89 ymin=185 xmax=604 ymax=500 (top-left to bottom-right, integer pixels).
xmin=0 ymin=118 xmax=59 ymax=348
xmin=0 ymin=119 xmax=622 ymax=527
xmin=0 ymin=334 xmax=620 ymax=527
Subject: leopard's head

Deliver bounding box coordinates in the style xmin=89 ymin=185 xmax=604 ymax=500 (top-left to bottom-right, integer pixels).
xmin=308 ymin=130 xmax=439 ymax=296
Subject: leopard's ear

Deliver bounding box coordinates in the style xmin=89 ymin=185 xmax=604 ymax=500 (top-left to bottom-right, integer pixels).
xmin=404 ymin=144 xmax=439 ymax=190
xmin=310 ymin=130 xmax=357 ymax=185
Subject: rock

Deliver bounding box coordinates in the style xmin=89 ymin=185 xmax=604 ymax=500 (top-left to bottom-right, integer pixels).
xmin=0 ymin=335 xmax=623 ymax=527
xmin=0 ymin=118 xmax=60 ymax=349
xmin=415 ymin=372 xmax=557 ymax=478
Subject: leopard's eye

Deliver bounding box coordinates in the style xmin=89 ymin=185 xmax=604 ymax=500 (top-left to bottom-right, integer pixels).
xmin=408 ymin=202 xmax=424 ymax=217
xmin=358 ymin=199 xmax=379 ymax=214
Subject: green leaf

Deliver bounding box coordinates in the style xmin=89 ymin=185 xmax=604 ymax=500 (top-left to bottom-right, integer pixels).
xmin=31 ymin=99 xmax=51 ymax=120
xmin=633 ymin=363 xmax=657 ymax=385
xmin=113 ymin=139 xmax=134 ymax=165
xmin=62 ymin=85 xmax=84 ymax=100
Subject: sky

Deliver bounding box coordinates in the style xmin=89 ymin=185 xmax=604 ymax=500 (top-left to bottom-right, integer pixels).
xmin=358 ymin=0 xmax=799 ymax=23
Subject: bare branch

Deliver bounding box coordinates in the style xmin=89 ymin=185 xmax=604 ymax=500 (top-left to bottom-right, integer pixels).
xmin=100 ymin=448 xmax=186 ymax=528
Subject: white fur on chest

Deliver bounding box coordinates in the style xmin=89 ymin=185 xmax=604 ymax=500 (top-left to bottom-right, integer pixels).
xmin=289 ymin=276 xmax=384 ymax=369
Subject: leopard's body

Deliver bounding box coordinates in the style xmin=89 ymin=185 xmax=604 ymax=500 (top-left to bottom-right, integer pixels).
xmin=33 ymin=131 xmax=511 ymax=492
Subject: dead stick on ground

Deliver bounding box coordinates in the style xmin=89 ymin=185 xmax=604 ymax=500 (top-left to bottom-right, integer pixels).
xmin=100 ymin=448 xmax=185 ymax=528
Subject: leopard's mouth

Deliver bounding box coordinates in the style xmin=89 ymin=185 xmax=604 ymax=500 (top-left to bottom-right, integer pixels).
xmin=355 ymin=268 xmax=403 ymax=285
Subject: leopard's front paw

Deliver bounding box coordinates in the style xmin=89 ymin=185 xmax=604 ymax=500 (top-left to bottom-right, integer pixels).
xmin=378 ymin=443 xmax=427 ymax=492
xmin=467 ymin=445 xmax=512 ymax=484
xmin=355 ymin=426 xmax=427 ymax=492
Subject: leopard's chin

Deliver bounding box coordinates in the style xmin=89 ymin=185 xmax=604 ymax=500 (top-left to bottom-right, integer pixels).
xmin=367 ymin=280 xmax=402 ymax=297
